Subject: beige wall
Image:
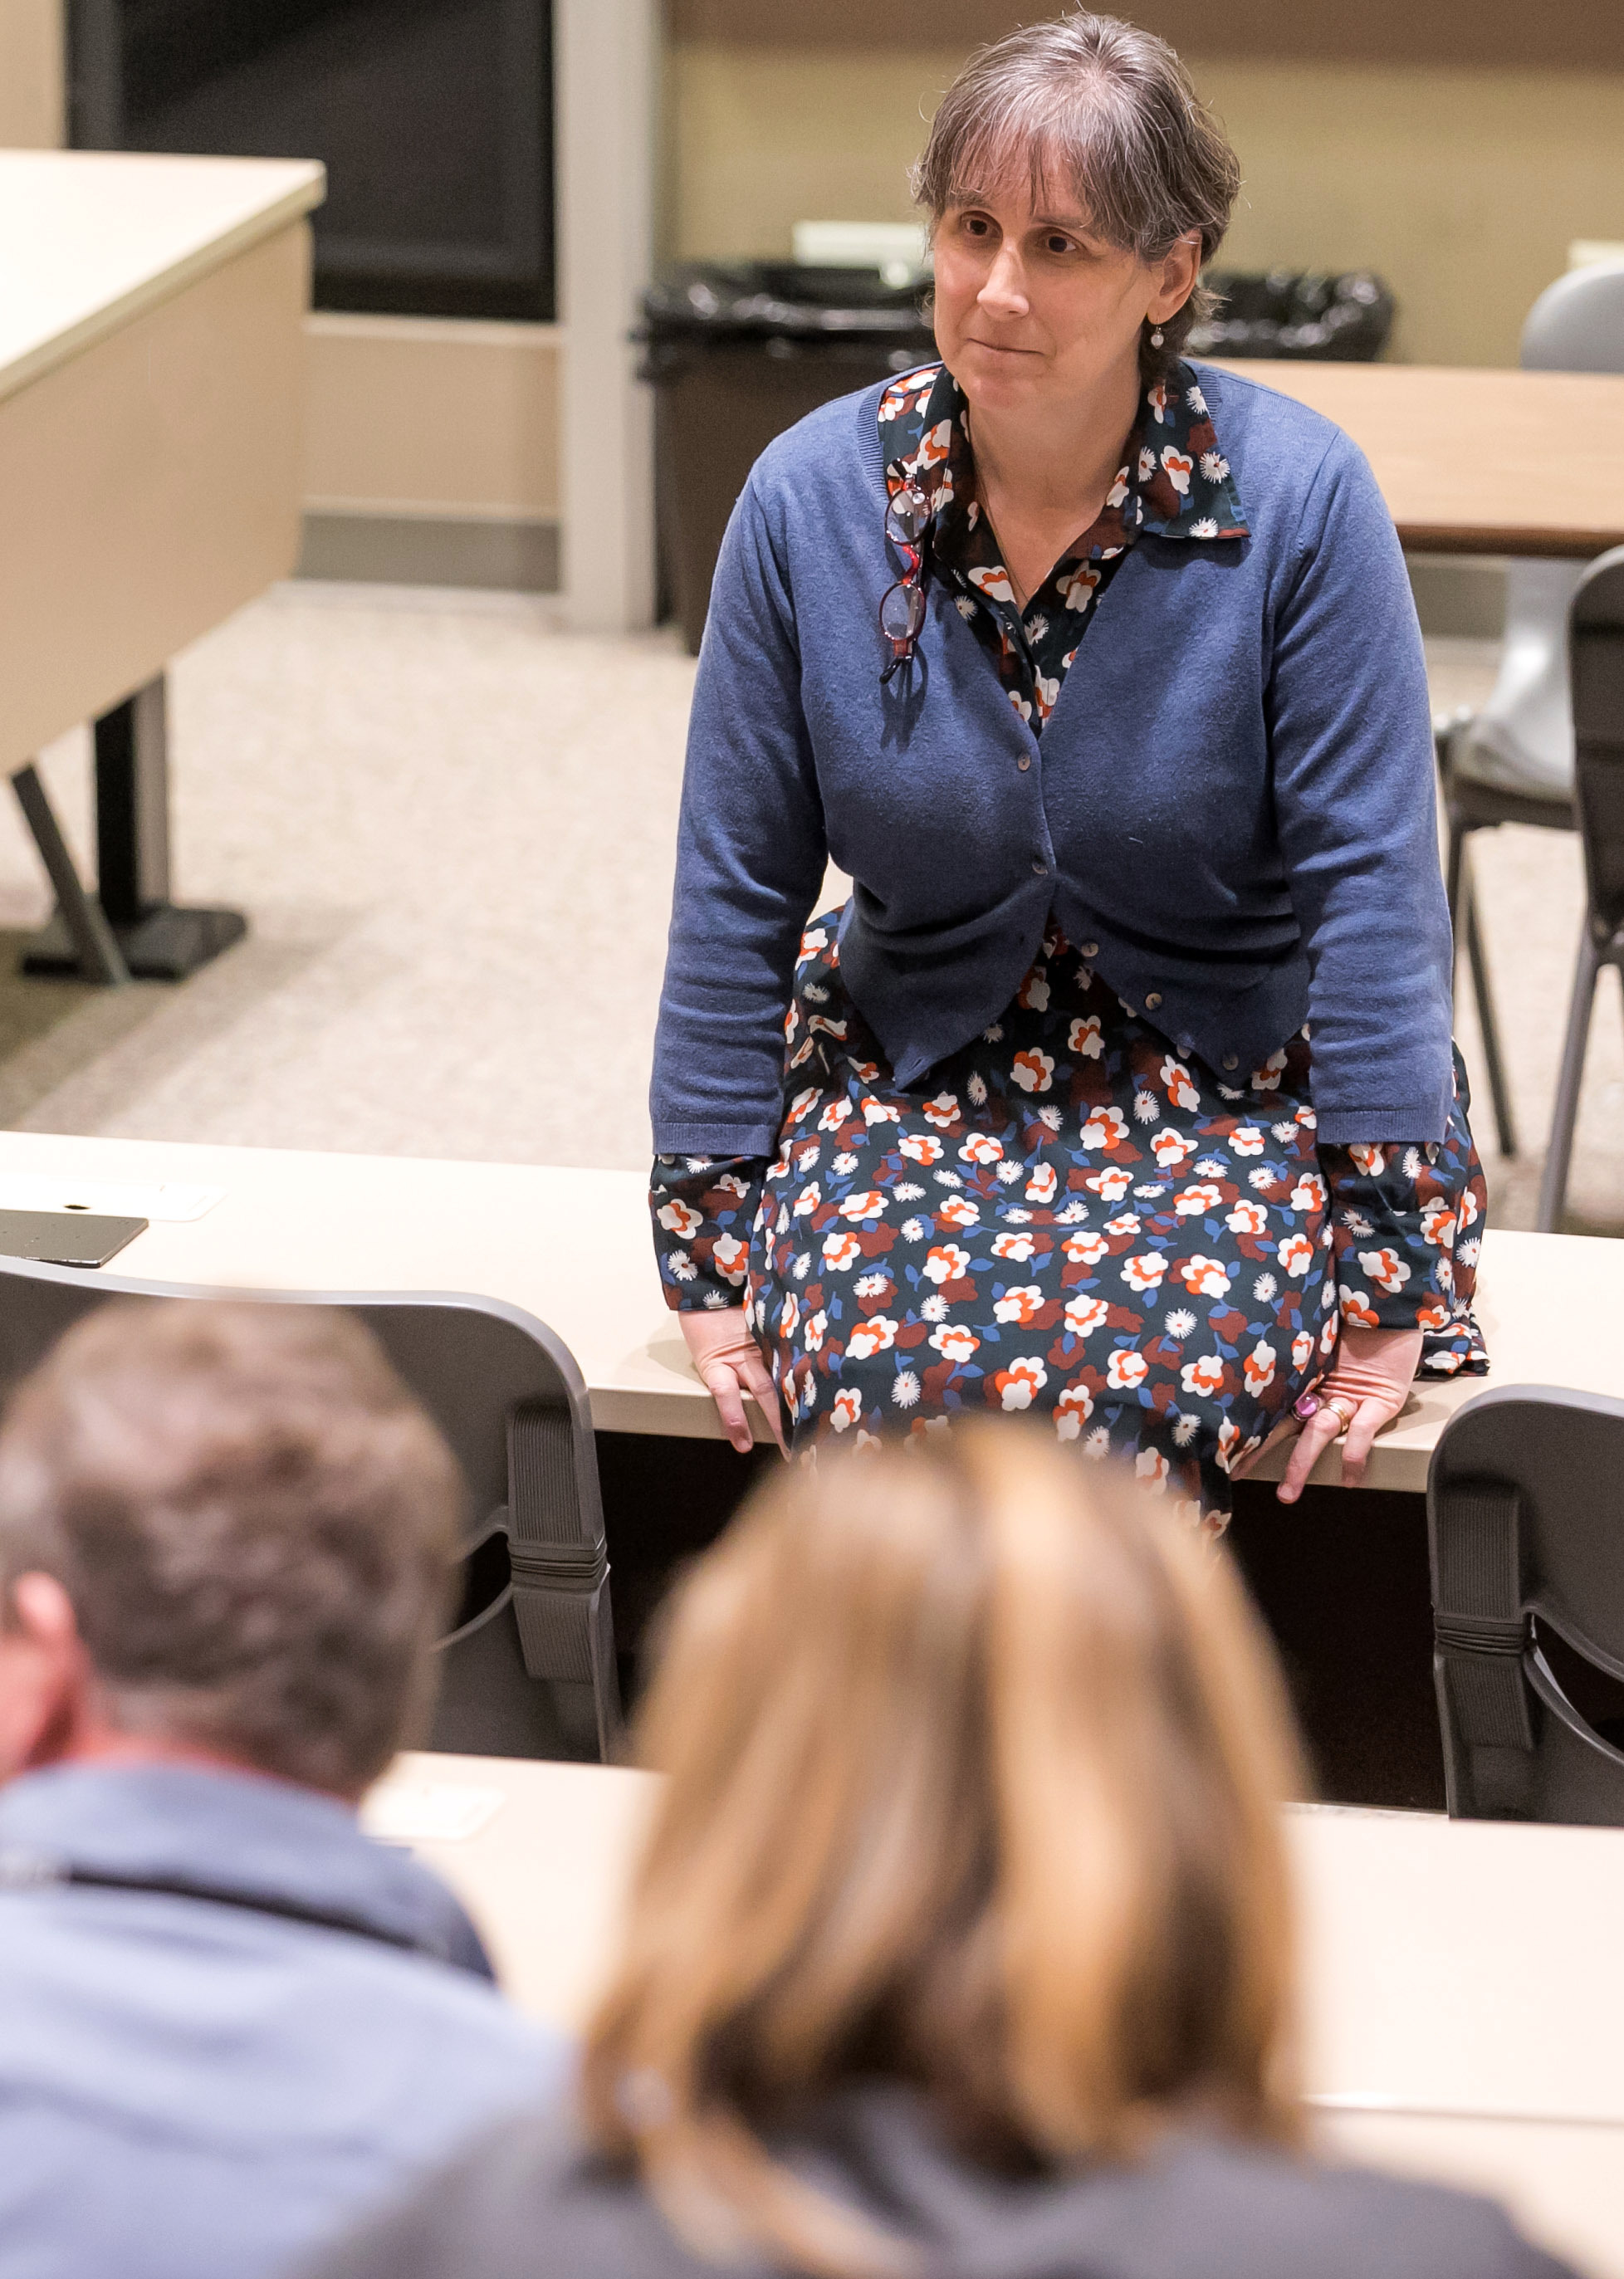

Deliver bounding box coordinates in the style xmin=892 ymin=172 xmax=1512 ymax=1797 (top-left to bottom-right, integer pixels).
xmin=303 ymin=315 xmax=560 ymax=520
xmin=0 ymin=0 xmax=63 ymax=147
xmin=667 ymin=41 xmax=1624 ymax=368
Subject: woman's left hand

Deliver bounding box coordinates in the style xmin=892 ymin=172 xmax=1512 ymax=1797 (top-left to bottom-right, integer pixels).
xmin=1279 ymin=1323 xmax=1422 ymax=1500
xmin=1239 ymin=1323 xmax=1423 ymax=1503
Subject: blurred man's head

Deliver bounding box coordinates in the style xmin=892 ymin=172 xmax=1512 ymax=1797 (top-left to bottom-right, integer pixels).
xmin=0 ymin=1301 xmax=462 ymax=1799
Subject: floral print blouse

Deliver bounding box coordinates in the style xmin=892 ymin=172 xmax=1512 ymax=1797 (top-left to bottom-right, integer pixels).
xmin=877 ymin=358 xmax=1247 ymax=730
xmin=653 ymin=359 xmax=1459 ymax=1350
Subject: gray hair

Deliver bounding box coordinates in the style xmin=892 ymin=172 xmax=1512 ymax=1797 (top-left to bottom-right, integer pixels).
xmin=912 ymin=12 xmax=1241 ymax=375
xmin=0 ymin=1299 xmax=463 ymax=1795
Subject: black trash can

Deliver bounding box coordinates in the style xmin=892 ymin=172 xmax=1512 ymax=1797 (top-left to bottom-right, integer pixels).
xmin=1188 ymin=270 xmax=1394 ymax=361
xmin=642 ymin=262 xmax=936 ymax=654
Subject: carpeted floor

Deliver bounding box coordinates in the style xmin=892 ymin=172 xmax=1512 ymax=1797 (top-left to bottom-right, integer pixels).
xmin=0 ymin=591 xmax=1612 ymax=1232
xmin=0 ymin=585 xmax=695 ymax=1169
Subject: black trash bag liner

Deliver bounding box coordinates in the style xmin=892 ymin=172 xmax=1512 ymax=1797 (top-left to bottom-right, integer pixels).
xmin=1188 ymin=269 xmax=1394 ymax=361
xmin=640 ymin=262 xmax=936 ymax=377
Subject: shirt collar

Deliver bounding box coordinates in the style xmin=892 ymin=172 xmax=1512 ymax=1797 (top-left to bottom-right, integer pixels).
xmin=877 ymin=357 xmax=1248 ymax=551
xmin=0 ymin=1760 xmax=485 ymax=1964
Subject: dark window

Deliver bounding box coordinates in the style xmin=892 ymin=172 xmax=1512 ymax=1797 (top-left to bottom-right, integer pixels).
xmin=67 ymin=0 xmax=555 ymax=322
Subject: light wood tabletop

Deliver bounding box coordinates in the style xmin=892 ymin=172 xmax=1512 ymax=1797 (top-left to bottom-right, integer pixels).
xmin=1213 ymin=359 xmax=1624 ymax=559
xmin=0 ymin=1127 xmax=1612 ymax=1487
xmin=0 ymin=149 xmax=324 ymax=404
xmin=372 ymin=1753 xmax=1624 ymax=2276
xmin=0 ymin=149 xmax=325 ymax=781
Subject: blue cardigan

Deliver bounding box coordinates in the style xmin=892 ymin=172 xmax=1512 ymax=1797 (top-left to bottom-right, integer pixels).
xmin=652 ymin=363 xmax=1453 ymax=1156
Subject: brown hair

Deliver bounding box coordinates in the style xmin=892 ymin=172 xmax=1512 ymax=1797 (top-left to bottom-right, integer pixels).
xmin=581 ymin=1426 xmax=1306 ymax=2277
xmin=0 ymin=1299 xmax=462 ymax=1796
xmin=913 ymin=12 xmax=1241 ymax=374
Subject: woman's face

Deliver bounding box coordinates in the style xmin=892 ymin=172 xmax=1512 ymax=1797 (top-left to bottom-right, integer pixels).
xmin=930 ymin=174 xmax=1199 ymax=423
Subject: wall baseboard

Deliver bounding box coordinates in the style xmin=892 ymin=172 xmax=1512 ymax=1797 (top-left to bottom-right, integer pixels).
xmin=1406 ymin=555 xmax=1507 ymax=641
xmin=296 ymin=513 xmax=560 ymax=592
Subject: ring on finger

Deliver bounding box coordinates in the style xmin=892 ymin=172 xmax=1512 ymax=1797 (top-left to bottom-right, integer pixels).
xmin=1325 ymin=1396 xmax=1357 ymax=1435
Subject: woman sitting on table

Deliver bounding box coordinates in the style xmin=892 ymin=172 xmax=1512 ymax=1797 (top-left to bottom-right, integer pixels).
xmin=649 ymin=11 xmax=1486 ymax=1523
xmin=309 ymin=1430 xmax=1567 ymax=2279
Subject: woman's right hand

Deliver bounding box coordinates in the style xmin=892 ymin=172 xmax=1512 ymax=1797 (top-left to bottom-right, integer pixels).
xmin=680 ymin=1308 xmax=788 ymax=1457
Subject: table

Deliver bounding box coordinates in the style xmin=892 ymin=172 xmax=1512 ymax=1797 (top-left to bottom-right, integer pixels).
xmin=1214 ymin=359 xmax=1624 ymax=558
xmin=369 ymin=1752 xmax=656 ymax=2032
xmin=0 ymin=1125 xmax=1609 ymax=1485
xmin=372 ymin=1753 xmax=1624 ymax=2277
xmin=0 ymin=149 xmax=325 ymax=979
xmin=1297 ymin=1805 xmax=1624 ymax=2277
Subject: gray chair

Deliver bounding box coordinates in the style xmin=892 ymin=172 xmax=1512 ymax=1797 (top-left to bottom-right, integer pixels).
xmin=0 ymin=1257 xmax=620 ymax=1762
xmin=1438 ymin=259 xmax=1624 ymax=1162
xmin=1429 ymin=1383 xmax=1624 ymax=1824
xmin=1537 ymin=546 xmax=1624 ymax=1230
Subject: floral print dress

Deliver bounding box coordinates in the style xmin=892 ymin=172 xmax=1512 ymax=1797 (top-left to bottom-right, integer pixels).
xmin=652 ymin=359 xmax=1487 ymax=1523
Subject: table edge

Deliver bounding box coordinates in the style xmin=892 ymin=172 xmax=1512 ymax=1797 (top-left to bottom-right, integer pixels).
xmin=0 ymin=162 xmax=326 ymax=406
xmin=1399 ymin=525 xmax=1624 ymax=560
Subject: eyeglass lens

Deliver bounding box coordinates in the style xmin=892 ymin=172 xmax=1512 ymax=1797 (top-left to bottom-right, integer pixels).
xmin=885 ymin=489 xmax=931 ymax=546
xmin=880 ymin=581 xmax=927 ymax=643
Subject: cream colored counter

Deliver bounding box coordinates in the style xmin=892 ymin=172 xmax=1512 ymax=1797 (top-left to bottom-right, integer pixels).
xmin=372 ymin=1752 xmax=656 ymax=2032
xmin=0 ymin=1127 xmax=1611 ymax=1478
xmin=0 ymin=149 xmax=325 ymax=775
xmin=1298 ymin=1805 xmax=1624 ymax=2276
xmin=374 ymin=1754 xmax=1624 ymax=2277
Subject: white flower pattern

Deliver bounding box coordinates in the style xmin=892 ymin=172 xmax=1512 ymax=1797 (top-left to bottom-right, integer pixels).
xmin=653 ymin=913 xmax=1486 ymax=1528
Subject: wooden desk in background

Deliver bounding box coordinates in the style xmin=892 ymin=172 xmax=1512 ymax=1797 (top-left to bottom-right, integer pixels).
xmin=1216 ymin=359 xmax=1624 ymax=558
xmin=0 ymin=1127 xmax=1616 ymax=1490
xmin=373 ymin=1753 xmax=1624 ymax=2279
xmin=0 ymin=149 xmax=325 ymax=977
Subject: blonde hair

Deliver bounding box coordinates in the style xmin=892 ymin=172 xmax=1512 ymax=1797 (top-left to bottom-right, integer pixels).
xmin=580 ymin=1426 xmax=1306 ymax=2276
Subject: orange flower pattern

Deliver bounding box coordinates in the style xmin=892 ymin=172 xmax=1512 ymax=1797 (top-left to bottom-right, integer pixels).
xmin=651 ymin=917 xmax=1486 ymax=1526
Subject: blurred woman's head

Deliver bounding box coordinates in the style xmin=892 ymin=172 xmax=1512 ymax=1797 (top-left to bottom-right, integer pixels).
xmin=582 ymin=1427 xmax=1306 ymax=2277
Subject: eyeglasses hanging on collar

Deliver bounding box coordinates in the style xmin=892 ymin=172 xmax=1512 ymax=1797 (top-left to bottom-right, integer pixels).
xmin=879 ymin=487 xmax=931 ymax=682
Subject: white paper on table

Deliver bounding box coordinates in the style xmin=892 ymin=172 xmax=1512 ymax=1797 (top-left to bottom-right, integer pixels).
xmin=0 ymin=1176 xmax=224 ymax=1222
xmin=362 ymin=1780 xmax=506 ymax=1845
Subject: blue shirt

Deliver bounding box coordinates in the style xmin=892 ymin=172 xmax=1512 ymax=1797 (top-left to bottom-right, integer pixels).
xmin=0 ymin=1761 xmax=567 ymax=2279
xmin=651 ymin=362 xmax=1453 ymax=1156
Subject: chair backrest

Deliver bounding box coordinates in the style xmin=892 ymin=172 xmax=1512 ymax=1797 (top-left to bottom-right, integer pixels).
xmin=1454 ymin=265 xmax=1624 ymax=795
xmin=1429 ymin=1384 xmax=1624 ymax=1823
xmin=1521 ymin=260 xmax=1624 ymax=372
xmin=1465 ymin=559 xmax=1584 ymax=795
xmin=0 ymin=1259 xmax=619 ymax=1755
xmin=1570 ymin=547 xmax=1624 ymax=944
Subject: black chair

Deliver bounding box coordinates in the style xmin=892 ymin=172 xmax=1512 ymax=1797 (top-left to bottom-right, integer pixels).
xmin=1428 ymin=1383 xmax=1624 ymax=1823
xmin=1538 ymin=545 xmax=1624 ymax=1230
xmin=0 ymin=1258 xmax=620 ymax=1762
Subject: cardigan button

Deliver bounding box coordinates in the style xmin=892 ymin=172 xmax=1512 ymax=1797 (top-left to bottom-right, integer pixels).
xmin=1017 ymin=755 xmax=1031 ymax=771
xmin=1223 ymin=1053 xmax=1240 ymax=1070
xmin=1079 ymin=941 xmax=1099 ymax=960
xmin=1032 ymin=859 xmax=1047 ymax=876
xmin=1145 ymin=991 xmax=1162 ymax=1010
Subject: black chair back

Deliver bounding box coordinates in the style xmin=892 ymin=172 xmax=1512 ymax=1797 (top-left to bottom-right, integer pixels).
xmin=0 ymin=1259 xmax=619 ymax=1761
xmin=1429 ymin=1383 xmax=1624 ymax=1822
xmin=1571 ymin=546 xmax=1624 ymax=944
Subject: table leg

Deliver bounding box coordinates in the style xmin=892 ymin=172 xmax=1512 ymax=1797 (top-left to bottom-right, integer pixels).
xmin=21 ymin=676 xmax=247 ymax=981
xmin=9 ymin=765 xmax=130 ymax=987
